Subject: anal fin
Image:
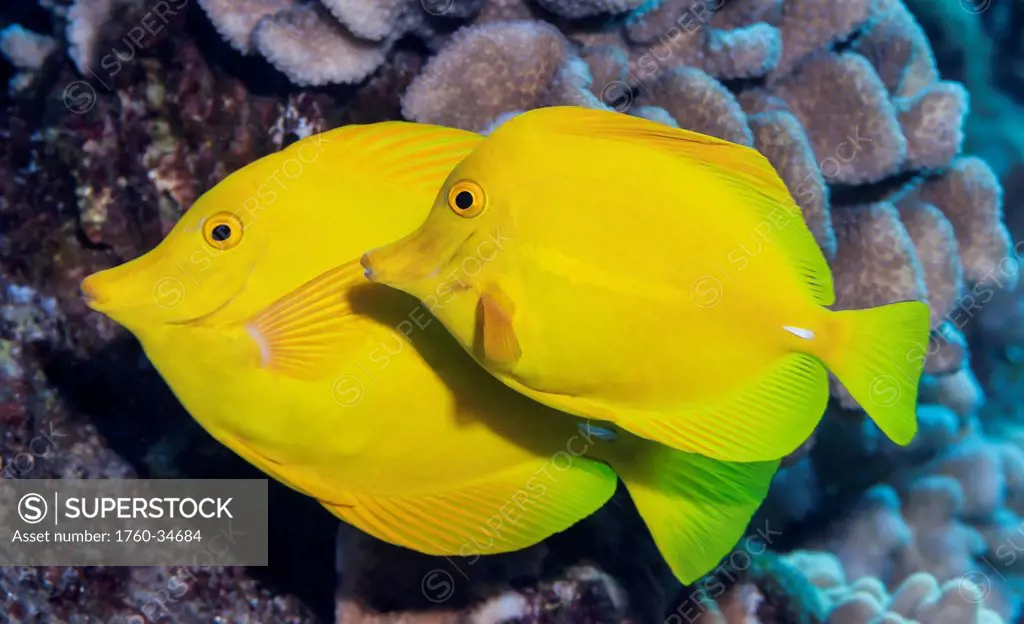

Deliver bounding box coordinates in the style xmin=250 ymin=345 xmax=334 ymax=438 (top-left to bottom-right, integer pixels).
xmin=321 ymin=457 xmax=616 ymax=556
xmin=606 ymin=353 xmax=828 ymax=462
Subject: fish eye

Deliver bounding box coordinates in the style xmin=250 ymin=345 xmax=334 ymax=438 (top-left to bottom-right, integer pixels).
xmin=202 ymin=212 xmax=244 ymax=250
xmin=447 ymin=181 xmax=485 ymax=218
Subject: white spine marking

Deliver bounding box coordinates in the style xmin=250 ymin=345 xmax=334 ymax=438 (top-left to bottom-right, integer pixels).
xmin=784 ymin=325 xmax=815 ymax=340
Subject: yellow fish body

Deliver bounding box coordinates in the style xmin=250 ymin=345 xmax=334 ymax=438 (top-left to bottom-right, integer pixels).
xmin=81 ymin=121 xmax=777 ymax=584
xmin=362 ymin=106 xmax=930 ymax=463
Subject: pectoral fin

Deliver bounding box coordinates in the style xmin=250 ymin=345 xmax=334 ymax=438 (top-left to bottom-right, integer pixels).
xmin=245 ymin=261 xmax=367 ymax=380
xmin=320 ymin=457 xmax=616 ymax=556
xmin=475 ymin=287 xmax=522 ymax=367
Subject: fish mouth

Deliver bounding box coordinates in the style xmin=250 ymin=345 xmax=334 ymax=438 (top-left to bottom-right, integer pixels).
xmin=80 ymin=273 xmax=109 ymax=310
xmin=169 ymin=264 xmax=255 ymax=326
xmin=81 ymin=263 xmax=254 ymax=328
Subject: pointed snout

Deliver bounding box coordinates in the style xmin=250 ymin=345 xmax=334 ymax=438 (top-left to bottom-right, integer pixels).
xmin=360 ymin=237 xmax=443 ymax=288
xmin=80 ymin=270 xmax=121 ymax=313
xmin=78 ymin=251 xmax=165 ymax=320
xmin=80 ymin=275 xmax=101 ymax=308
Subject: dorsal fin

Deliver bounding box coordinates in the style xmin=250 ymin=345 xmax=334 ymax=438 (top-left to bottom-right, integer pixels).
xmin=499 ymin=106 xmax=795 ymax=209
xmin=284 ymin=121 xmax=483 ymax=196
xmin=498 ymin=106 xmax=835 ymax=305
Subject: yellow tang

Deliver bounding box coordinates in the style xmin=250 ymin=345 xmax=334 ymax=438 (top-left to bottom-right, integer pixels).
xmin=361 ymin=106 xmax=930 ymax=463
xmin=81 ymin=121 xmax=778 ymax=585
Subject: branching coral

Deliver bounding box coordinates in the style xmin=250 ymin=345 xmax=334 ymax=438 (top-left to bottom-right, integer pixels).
xmin=536 ymin=0 xmax=647 ymax=19
xmin=194 ymin=0 xmax=487 ymax=85
xmin=0 ymin=25 xmax=58 ymax=93
xmin=393 ymin=0 xmax=1012 ymax=399
xmin=595 ymin=0 xmax=1011 ymax=403
xmin=638 ymin=66 xmax=754 ymax=145
xmin=66 ymin=0 xmax=144 ymax=75
xmin=252 ymin=4 xmax=391 ymax=87
xmin=624 ymin=0 xmax=782 ymax=82
xmin=402 ymin=20 xmax=606 ymax=132
xmin=195 ymin=0 xmax=299 ymax=54
xmin=908 ymin=157 xmax=1016 ymax=286
xmin=15 ymin=0 xmax=1021 ymax=621
xmin=195 ymin=0 xmax=394 ymax=85
xmin=785 ymin=551 xmax=1005 ymax=624
xmin=800 ymin=426 xmax=1024 ymax=620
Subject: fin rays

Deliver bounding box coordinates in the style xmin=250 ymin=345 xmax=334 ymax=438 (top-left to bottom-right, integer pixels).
xmin=334 ymin=122 xmax=482 ymax=194
xmin=604 ymin=353 xmax=828 ymax=462
xmin=321 ymin=460 xmax=616 ymax=557
xmin=501 ymin=107 xmax=835 ymax=306
xmin=246 ymin=261 xmax=368 ymax=380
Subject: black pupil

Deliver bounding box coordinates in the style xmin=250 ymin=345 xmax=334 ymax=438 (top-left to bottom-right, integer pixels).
xmin=455 ymin=190 xmax=474 ymax=210
xmin=211 ymin=224 xmax=232 ymax=242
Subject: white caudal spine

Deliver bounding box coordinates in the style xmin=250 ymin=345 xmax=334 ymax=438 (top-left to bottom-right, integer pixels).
xmin=783 ymin=325 xmax=815 ymax=340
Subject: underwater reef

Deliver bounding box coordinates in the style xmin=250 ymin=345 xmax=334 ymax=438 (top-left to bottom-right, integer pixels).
xmin=2 ymin=0 xmax=1024 ymax=622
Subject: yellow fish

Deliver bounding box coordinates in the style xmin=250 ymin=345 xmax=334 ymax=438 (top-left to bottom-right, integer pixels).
xmin=361 ymin=106 xmax=930 ymax=463
xmin=80 ymin=121 xmax=778 ymax=585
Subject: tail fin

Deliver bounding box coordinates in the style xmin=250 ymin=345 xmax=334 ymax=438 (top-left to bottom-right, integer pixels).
xmin=608 ymin=439 xmax=779 ymax=585
xmin=825 ymin=301 xmax=930 ymax=446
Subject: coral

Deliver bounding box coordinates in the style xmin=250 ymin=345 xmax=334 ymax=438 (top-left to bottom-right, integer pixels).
xmin=0 ymin=25 xmax=58 ymax=93
xmin=252 ymin=4 xmax=391 ymax=87
xmin=920 ymin=369 xmax=986 ymax=420
xmin=893 ymin=196 xmax=964 ymax=328
xmin=3 ymin=0 xmax=1022 ymax=621
xmin=772 ymin=52 xmax=906 ymax=186
xmin=66 ymin=0 xmax=143 ymax=75
xmin=195 ymin=0 xmax=299 ymax=54
xmin=895 ymin=81 xmax=968 ymax=171
xmin=829 ymin=203 xmax=925 ymax=312
xmin=851 ymin=0 xmax=937 ymax=99
xmin=536 ymin=0 xmax=647 ymax=20
xmin=475 ymin=0 xmax=538 ymax=23
xmin=907 ymin=157 xmax=1016 ymax=287
xmin=693 ymin=583 xmax=764 ymax=624
xmin=800 ymin=426 xmax=1024 ymax=620
xmin=903 ymin=0 xmax=1024 ymax=178
xmin=402 ymin=20 xmax=606 ymax=133
xmin=766 ymin=0 xmax=873 ymax=81
xmin=785 ymin=552 xmax=1005 ymax=624
xmin=631 ymin=104 xmax=679 ymax=127
xmin=0 ymin=278 xmax=317 ymax=622
xmin=580 ymin=43 xmax=629 ymax=100
xmin=638 ymin=66 xmax=753 ymax=146
xmin=195 ymin=0 xmax=400 ymax=85
xmin=547 ymin=0 xmax=1007 ymax=402
xmin=320 ymin=0 xmax=412 ymax=41
xmin=624 ymin=0 xmax=782 ymax=82
xmin=747 ymin=108 xmax=835 ymax=256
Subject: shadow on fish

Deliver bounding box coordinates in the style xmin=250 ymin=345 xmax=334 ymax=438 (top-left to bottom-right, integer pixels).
xmin=362 ymin=106 xmax=930 ymax=465
xmin=81 ymin=114 xmax=796 ymax=589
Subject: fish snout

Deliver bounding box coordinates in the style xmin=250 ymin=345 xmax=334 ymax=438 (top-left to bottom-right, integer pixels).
xmin=360 ymin=239 xmax=448 ymax=289
xmin=80 ymin=275 xmax=103 ymax=308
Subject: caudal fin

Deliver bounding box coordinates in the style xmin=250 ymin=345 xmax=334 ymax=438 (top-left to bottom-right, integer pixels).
xmin=826 ymin=301 xmax=930 ymax=446
xmin=608 ymin=438 xmax=778 ymax=584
